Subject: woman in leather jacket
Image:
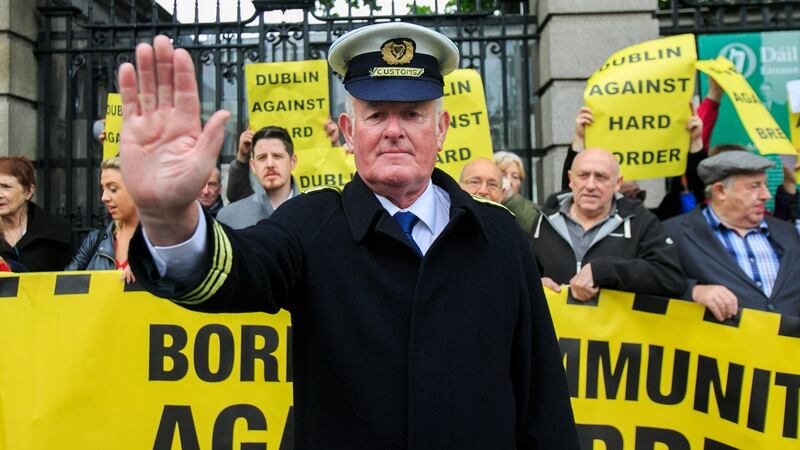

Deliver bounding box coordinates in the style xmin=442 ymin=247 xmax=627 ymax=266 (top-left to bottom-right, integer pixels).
xmin=65 ymin=156 xmax=138 ymax=283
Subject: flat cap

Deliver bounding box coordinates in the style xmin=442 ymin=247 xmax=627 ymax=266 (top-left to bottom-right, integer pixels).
xmin=328 ymin=22 xmax=459 ymax=102
xmin=697 ymin=150 xmax=775 ymax=185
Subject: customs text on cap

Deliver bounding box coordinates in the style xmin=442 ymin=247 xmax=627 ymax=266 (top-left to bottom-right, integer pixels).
xmin=697 ymin=150 xmax=775 ymax=185
xmin=328 ymin=21 xmax=460 ymax=102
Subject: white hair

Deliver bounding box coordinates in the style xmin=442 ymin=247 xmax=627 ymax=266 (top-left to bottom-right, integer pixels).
xmin=343 ymin=92 xmax=445 ymax=136
xmin=492 ymin=151 xmax=525 ymax=180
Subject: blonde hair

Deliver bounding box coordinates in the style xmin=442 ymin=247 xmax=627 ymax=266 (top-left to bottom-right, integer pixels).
xmin=493 ymin=151 xmax=525 ymax=181
xmin=101 ymin=156 xmax=121 ymax=171
xmin=100 ymin=156 xmax=124 ymax=231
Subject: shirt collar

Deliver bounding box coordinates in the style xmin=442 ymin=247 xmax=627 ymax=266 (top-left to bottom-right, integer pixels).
xmin=704 ymin=205 xmax=769 ymax=232
xmin=375 ymin=180 xmax=437 ymax=233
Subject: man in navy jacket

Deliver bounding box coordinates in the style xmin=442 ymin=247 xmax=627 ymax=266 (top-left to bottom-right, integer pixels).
xmin=118 ymin=23 xmax=579 ymax=449
xmin=664 ymin=150 xmax=800 ymax=320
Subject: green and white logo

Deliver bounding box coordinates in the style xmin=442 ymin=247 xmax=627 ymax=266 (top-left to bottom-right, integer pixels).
xmin=718 ymin=42 xmax=757 ymax=77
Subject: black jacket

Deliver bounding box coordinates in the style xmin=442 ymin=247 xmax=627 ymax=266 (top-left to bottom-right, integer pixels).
xmin=65 ymin=222 xmax=116 ymax=271
xmin=0 ymin=202 xmax=73 ymax=272
xmin=203 ymin=197 xmax=224 ymax=218
xmin=664 ymin=207 xmax=800 ymax=315
xmin=532 ymin=192 xmax=686 ymax=298
xmin=131 ymin=169 xmax=579 ymax=450
xmin=225 ymin=158 xmax=255 ymax=203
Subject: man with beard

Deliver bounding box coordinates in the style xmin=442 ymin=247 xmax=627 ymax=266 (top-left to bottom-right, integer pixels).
xmin=216 ymin=126 xmax=298 ymax=229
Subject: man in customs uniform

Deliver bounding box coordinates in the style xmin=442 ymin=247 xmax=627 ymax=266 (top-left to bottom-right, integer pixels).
xmin=118 ymin=22 xmax=579 ymax=449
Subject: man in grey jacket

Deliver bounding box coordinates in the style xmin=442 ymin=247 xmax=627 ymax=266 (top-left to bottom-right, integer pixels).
xmin=217 ymin=126 xmax=299 ymax=229
xmin=533 ymin=148 xmax=686 ymax=300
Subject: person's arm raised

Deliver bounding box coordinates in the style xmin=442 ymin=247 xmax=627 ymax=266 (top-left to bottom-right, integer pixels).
xmin=118 ymin=35 xmax=230 ymax=246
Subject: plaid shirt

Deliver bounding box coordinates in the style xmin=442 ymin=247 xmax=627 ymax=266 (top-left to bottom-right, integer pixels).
xmin=703 ymin=206 xmax=781 ymax=297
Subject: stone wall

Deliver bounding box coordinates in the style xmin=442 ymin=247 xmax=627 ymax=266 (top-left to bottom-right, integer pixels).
xmin=0 ymin=0 xmax=39 ymax=161
xmin=535 ymin=0 xmax=666 ymax=207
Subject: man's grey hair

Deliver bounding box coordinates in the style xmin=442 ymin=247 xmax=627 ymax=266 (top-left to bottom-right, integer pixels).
xmin=704 ymin=175 xmax=736 ymax=199
xmin=343 ymin=92 xmax=444 ymax=129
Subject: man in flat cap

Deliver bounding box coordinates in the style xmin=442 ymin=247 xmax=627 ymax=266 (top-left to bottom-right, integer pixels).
xmin=116 ymin=23 xmax=578 ymax=449
xmin=664 ymin=150 xmax=800 ymax=319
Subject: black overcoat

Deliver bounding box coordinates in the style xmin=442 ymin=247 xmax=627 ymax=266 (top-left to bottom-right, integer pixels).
xmin=0 ymin=202 xmax=73 ymax=271
xmin=131 ymin=169 xmax=579 ymax=449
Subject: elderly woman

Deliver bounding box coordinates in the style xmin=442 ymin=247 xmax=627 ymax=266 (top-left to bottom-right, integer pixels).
xmin=493 ymin=151 xmax=540 ymax=236
xmin=66 ymin=156 xmax=138 ymax=282
xmin=0 ymin=156 xmax=73 ymax=271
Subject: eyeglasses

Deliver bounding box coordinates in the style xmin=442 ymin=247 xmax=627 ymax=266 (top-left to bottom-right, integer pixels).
xmin=464 ymin=178 xmax=502 ymax=192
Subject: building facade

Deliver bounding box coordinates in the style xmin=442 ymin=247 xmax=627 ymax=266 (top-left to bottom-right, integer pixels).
xmin=3 ymin=0 xmax=799 ymax=239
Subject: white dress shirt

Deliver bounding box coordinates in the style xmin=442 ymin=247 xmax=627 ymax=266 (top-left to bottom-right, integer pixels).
xmin=375 ymin=180 xmax=450 ymax=255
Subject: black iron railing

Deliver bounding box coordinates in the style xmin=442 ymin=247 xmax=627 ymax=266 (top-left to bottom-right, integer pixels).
xmin=37 ymin=0 xmax=539 ymax=238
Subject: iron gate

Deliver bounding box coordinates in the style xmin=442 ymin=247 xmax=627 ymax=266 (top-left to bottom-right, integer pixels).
xmin=37 ymin=0 xmax=539 ymax=239
xmin=658 ymin=0 xmax=800 ymax=35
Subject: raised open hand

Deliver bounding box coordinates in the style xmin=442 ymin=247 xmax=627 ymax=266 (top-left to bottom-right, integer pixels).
xmin=118 ymin=35 xmax=230 ymax=244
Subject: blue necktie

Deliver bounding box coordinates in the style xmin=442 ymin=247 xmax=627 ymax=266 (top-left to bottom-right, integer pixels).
xmin=394 ymin=211 xmax=422 ymax=256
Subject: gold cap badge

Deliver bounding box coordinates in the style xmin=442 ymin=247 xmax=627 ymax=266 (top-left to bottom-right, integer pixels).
xmin=380 ymin=39 xmax=415 ymax=65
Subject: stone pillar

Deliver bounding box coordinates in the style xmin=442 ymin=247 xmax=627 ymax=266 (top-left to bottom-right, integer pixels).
xmin=0 ymin=0 xmax=39 ymax=161
xmin=535 ymin=0 xmax=665 ymax=207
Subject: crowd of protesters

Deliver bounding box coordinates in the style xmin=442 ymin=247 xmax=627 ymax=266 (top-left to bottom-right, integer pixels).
xmin=0 ymin=49 xmax=795 ymax=327
xmin=461 ymin=76 xmax=800 ymax=320
xmin=0 ymin=21 xmax=796 ymax=448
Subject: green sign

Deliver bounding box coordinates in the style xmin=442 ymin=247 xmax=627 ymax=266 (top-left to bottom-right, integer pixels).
xmin=698 ymin=31 xmax=800 ymax=208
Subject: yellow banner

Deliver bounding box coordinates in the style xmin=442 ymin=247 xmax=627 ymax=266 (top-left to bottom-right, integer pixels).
xmin=791 ymin=108 xmax=800 ymax=150
xmin=292 ymin=146 xmax=356 ymax=192
xmin=696 ymin=57 xmax=796 ymax=156
xmin=103 ymin=93 xmax=122 ymax=160
xmin=585 ymin=34 xmax=697 ymax=180
xmin=3 ymin=273 xmax=797 ymax=449
xmin=548 ymin=289 xmax=799 ymax=449
xmin=791 ymin=106 xmax=800 ymax=180
xmin=438 ymin=69 xmax=493 ymax=180
xmin=0 ymin=272 xmax=292 ymax=450
xmin=245 ymin=60 xmax=330 ymax=150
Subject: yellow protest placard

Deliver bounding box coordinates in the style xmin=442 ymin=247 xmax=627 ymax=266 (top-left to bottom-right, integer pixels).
xmin=547 ymin=289 xmax=799 ymax=450
xmin=696 ymin=57 xmax=796 ymax=156
xmin=584 ymin=34 xmax=697 ymax=180
xmin=0 ymin=272 xmax=292 ymax=450
xmin=245 ymin=60 xmax=330 ymax=150
xmin=292 ymin=146 xmax=356 ymax=192
xmin=438 ymin=69 xmax=493 ymax=180
xmin=103 ymin=93 xmax=122 ymax=160
xmin=287 ymin=69 xmax=493 ymax=188
xmin=791 ymin=108 xmax=800 ymax=150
